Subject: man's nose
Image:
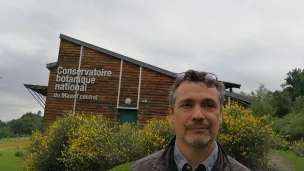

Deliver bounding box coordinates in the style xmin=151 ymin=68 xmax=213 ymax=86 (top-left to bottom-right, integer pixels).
xmin=192 ymin=104 xmax=205 ymax=121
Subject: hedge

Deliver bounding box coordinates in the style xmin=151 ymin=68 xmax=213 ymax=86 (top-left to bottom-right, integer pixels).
xmin=23 ymin=103 xmax=276 ymax=170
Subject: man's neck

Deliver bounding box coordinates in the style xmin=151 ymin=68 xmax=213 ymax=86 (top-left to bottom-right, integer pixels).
xmin=176 ymin=140 xmax=216 ymax=169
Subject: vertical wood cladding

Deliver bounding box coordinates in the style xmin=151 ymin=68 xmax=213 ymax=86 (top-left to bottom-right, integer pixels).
xmin=44 ymin=37 xmax=249 ymax=128
xmin=74 ymin=47 xmax=120 ymax=120
xmin=43 ymin=40 xmax=81 ymax=128
xmin=44 ymin=38 xmax=176 ymax=128
xmin=119 ymin=61 xmax=140 ymax=107
xmin=138 ymin=68 xmax=175 ymax=123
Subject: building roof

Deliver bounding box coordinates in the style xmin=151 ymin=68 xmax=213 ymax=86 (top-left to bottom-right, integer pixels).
xmin=47 ymin=34 xmax=242 ymax=90
xmin=24 ymin=84 xmax=47 ymax=96
xmin=23 ymin=84 xmax=47 ymax=109
xmin=224 ymin=91 xmax=252 ymax=105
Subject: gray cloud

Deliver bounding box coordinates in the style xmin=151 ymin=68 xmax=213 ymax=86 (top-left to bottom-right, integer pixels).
xmin=1 ymin=0 xmax=304 ymax=121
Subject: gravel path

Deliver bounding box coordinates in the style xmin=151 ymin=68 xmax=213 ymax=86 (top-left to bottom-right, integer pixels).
xmin=267 ymin=151 xmax=294 ymax=171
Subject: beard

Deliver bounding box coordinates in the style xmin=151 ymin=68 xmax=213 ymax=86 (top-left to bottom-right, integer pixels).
xmin=183 ymin=121 xmax=215 ymax=148
xmin=184 ymin=133 xmax=213 ymax=148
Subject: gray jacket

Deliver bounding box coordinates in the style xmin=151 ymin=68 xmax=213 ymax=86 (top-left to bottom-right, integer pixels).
xmin=129 ymin=136 xmax=250 ymax=171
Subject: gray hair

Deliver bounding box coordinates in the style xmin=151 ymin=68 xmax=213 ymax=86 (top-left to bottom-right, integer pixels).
xmin=169 ymin=70 xmax=225 ymax=111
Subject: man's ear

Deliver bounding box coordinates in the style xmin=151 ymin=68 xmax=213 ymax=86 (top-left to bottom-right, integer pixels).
xmin=219 ymin=110 xmax=223 ymax=124
xmin=168 ymin=105 xmax=175 ymax=124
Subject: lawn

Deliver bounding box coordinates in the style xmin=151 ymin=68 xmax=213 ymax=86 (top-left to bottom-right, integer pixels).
xmin=109 ymin=161 xmax=135 ymax=171
xmin=0 ymin=147 xmax=28 ymax=171
xmin=274 ymin=150 xmax=304 ymax=171
xmin=0 ymin=137 xmax=30 ymax=171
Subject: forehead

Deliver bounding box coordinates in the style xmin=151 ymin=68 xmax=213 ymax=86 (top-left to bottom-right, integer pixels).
xmin=175 ymin=81 xmax=220 ymax=102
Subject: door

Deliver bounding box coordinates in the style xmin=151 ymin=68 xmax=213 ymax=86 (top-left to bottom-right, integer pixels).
xmin=117 ymin=109 xmax=138 ymax=124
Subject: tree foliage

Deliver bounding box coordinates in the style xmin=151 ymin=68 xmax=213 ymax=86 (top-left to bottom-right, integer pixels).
xmin=249 ymin=84 xmax=275 ymax=117
xmin=241 ymin=68 xmax=304 ymax=144
xmin=272 ymin=90 xmax=292 ymax=118
xmin=0 ymin=120 xmax=6 ymax=127
xmin=282 ymin=68 xmax=304 ymax=100
xmin=292 ymin=96 xmax=304 ymax=113
xmin=8 ymin=112 xmax=43 ymax=136
xmin=273 ymin=112 xmax=304 ymax=141
xmin=0 ymin=111 xmax=42 ymax=138
xmin=0 ymin=126 xmax=13 ymax=138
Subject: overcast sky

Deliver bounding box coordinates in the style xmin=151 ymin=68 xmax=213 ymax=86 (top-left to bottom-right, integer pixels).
xmin=1 ymin=0 xmax=304 ymax=121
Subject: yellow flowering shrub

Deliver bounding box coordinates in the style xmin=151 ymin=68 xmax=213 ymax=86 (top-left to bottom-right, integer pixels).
xmin=218 ymin=102 xmax=276 ymax=168
xmin=23 ymin=113 xmax=140 ymax=171
xmin=23 ymin=103 xmax=277 ymax=170
xmin=23 ymin=116 xmax=72 ymax=171
xmin=137 ymin=116 xmax=175 ymax=156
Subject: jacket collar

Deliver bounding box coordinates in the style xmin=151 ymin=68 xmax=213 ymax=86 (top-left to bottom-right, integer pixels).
xmin=152 ymin=136 xmax=231 ymax=171
xmin=152 ymin=136 xmax=177 ymax=171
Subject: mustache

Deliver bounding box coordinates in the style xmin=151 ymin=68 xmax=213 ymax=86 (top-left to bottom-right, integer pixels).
xmin=185 ymin=122 xmax=211 ymax=130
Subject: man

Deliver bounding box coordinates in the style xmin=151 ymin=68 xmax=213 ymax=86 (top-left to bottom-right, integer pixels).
xmin=129 ymin=70 xmax=250 ymax=171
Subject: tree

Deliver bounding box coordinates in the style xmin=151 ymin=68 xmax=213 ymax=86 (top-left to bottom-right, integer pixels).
xmin=37 ymin=110 xmax=42 ymax=116
xmin=281 ymin=68 xmax=304 ymax=100
xmin=7 ymin=112 xmax=43 ymax=136
xmin=0 ymin=120 xmax=6 ymax=127
xmin=292 ymin=96 xmax=304 ymax=113
xmin=0 ymin=126 xmax=13 ymax=138
xmin=272 ymin=90 xmax=292 ymax=118
xmin=237 ymin=91 xmax=250 ymax=97
xmin=9 ymin=119 xmax=27 ymax=136
xmin=249 ymin=84 xmax=275 ymax=116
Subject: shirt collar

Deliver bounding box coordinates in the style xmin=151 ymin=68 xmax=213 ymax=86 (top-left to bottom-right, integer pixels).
xmin=174 ymin=141 xmax=218 ymax=171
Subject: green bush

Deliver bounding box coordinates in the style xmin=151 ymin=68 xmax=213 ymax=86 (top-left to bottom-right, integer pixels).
xmin=272 ymin=134 xmax=290 ymax=151
xmin=274 ymin=112 xmax=304 ymax=141
xmin=15 ymin=151 xmax=24 ymax=157
xmin=289 ymin=139 xmax=304 ymax=157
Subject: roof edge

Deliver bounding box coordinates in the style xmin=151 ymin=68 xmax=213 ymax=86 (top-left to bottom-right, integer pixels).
xmin=46 ymin=62 xmax=58 ymax=69
xmin=50 ymin=34 xmax=242 ymax=89
xmin=59 ymin=34 xmax=176 ymax=78
xmin=224 ymin=91 xmax=252 ymax=104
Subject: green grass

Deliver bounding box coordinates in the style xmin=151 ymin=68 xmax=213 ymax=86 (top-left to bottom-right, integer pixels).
xmin=274 ymin=150 xmax=304 ymax=171
xmin=109 ymin=161 xmax=135 ymax=171
xmin=0 ymin=147 xmax=28 ymax=171
xmin=0 ymin=137 xmax=29 ymax=144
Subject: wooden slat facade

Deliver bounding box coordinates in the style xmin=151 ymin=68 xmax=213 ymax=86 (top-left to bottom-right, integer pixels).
xmin=42 ymin=35 xmax=251 ymax=129
xmin=119 ymin=61 xmax=140 ymax=108
xmin=43 ymin=39 xmax=176 ymax=129
xmin=138 ymin=68 xmax=174 ymax=122
xmin=44 ymin=40 xmax=81 ymax=128
xmin=73 ymin=46 xmax=121 ymax=121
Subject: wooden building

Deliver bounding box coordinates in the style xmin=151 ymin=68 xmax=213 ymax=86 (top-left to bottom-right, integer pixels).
xmin=24 ymin=34 xmax=251 ymax=129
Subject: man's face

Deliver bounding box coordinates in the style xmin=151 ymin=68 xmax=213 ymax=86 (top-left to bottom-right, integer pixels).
xmin=169 ymin=81 xmax=222 ymax=148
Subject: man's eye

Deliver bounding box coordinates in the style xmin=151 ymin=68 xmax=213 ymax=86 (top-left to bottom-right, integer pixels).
xmin=181 ymin=102 xmax=192 ymax=108
xmin=203 ymin=102 xmax=216 ymax=108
